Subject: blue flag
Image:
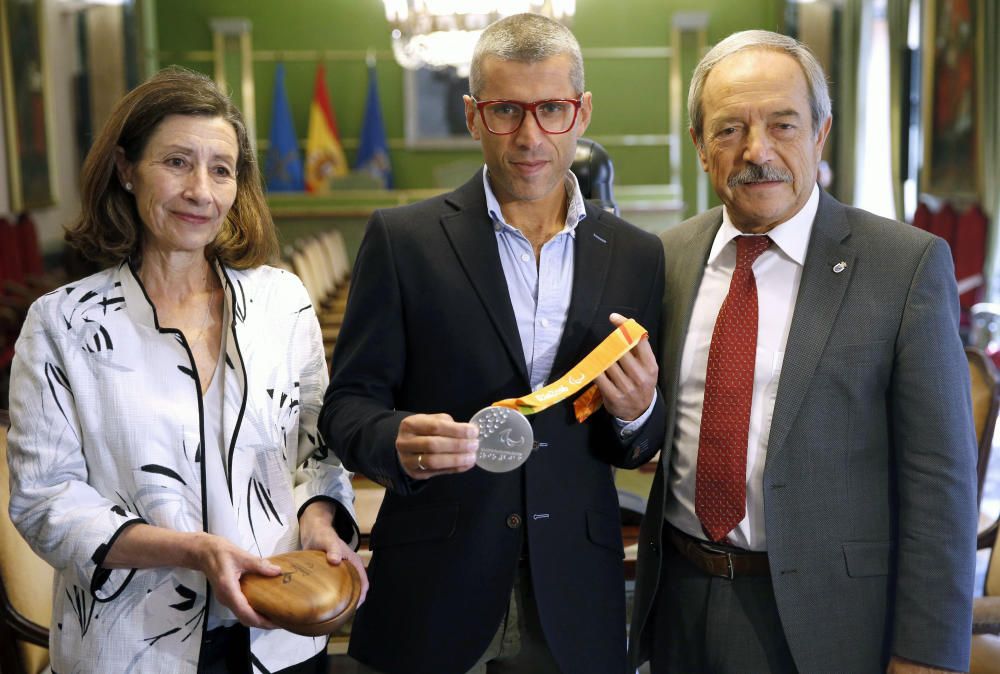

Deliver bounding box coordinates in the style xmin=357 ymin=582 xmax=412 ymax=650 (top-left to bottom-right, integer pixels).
xmin=265 ymin=63 xmax=305 ymax=191
xmin=356 ymin=63 xmax=393 ymax=189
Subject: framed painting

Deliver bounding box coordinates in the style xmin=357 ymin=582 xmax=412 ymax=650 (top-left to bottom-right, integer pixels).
xmin=403 ymin=66 xmax=477 ymax=149
xmin=920 ymin=0 xmax=983 ymax=198
xmin=0 ymin=0 xmax=56 ymax=211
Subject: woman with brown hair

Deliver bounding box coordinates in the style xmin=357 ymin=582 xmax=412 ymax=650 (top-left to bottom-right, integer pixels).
xmin=6 ymin=66 xmax=366 ymax=673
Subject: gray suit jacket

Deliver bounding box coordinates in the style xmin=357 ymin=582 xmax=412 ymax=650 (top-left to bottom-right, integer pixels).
xmin=629 ymin=191 xmax=977 ymax=673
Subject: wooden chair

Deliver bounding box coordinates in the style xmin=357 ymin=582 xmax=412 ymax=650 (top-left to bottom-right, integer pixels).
xmin=969 ymin=348 xmax=1000 ymax=509
xmin=0 ymin=409 xmax=53 ymax=674
xmin=290 ymin=236 xmax=347 ymax=322
xmin=305 ymin=231 xmax=351 ymax=320
xmin=302 ymin=238 xmax=337 ymax=311
xmin=968 ymin=348 xmax=1000 ymax=554
xmin=288 ymin=232 xmax=354 ymax=366
xmin=318 ymin=229 xmax=351 ymax=306
xmin=289 ymin=246 xmax=321 ymax=310
xmin=972 ymin=515 xmax=1000 ymax=672
xmin=967 ymin=347 xmax=1000 ymax=671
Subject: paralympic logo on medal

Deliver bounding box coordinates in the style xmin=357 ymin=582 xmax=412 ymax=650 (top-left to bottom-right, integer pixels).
xmin=499 ymin=428 xmax=526 ymax=448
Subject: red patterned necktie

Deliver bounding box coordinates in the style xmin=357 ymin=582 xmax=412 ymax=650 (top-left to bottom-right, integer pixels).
xmin=695 ymin=235 xmax=772 ymax=542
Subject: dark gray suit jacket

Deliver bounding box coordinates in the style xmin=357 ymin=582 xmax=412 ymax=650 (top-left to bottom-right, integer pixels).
xmin=321 ymin=172 xmax=665 ymax=674
xmin=629 ymin=191 xmax=977 ymax=672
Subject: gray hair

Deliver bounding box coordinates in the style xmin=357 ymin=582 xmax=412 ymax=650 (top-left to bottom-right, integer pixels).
xmin=469 ymin=13 xmax=584 ymax=98
xmin=688 ymin=30 xmax=831 ymax=146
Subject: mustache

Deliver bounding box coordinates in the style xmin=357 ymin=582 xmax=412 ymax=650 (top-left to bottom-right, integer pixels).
xmin=727 ymin=163 xmax=793 ymax=188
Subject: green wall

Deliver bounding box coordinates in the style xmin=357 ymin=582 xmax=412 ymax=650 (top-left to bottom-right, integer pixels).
xmin=154 ymin=0 xmax=785 ymax=221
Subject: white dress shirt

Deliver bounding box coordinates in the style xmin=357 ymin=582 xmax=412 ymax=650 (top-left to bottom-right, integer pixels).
xmin=665 ymin=184 xmax=820 ymax=550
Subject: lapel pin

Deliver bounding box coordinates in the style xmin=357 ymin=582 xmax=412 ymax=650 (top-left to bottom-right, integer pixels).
xmin=833 ymin=261 xmax=847 ymax=273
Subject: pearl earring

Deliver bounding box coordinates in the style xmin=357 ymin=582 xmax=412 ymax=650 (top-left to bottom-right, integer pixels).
xmin=125 ymin=182 xmax=133 ymax=192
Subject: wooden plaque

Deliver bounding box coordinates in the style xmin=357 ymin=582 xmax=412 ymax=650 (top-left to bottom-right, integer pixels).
xmin=240 ymin=550 xmax=361 ymax=636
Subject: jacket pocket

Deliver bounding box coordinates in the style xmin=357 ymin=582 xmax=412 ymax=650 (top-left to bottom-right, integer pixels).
xmin=842 ymin=540 xmax=891 ymax=577
xmin=370 ymin=502 xmax=459 ymax=550
xmin=586 ymin=509 xmax=624 ymax=558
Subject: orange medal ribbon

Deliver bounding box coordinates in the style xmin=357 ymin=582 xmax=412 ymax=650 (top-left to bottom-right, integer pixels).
xmin=492 ymin=318 xmax=648 ymax=423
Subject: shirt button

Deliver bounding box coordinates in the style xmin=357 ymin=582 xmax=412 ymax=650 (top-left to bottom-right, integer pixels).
xmin=520 ymin=253 xmax=531 ymax=263
xmin=539 ymin=318 xmax=550 ymax=328
xmin=494 ymin=223 xmax=502 ymax=232
xmin=506 ymin=514 xmax=522 ymax=529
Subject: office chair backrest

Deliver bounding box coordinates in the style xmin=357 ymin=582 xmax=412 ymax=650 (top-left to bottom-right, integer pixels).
xmin=0 ymin=410 xmax=52 ymax=674
xmin=571 ymin=138 xmax=618 ymax=215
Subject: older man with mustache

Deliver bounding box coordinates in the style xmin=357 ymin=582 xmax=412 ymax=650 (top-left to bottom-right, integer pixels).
xmin=628 ymin=30 xmax=976 ymax=674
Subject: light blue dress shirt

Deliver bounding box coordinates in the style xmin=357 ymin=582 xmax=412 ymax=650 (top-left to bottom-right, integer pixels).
xmin=483 ymin=166 xmax=584 ymax=390
xmin=481 ymin=167 xmax=654 ymax=435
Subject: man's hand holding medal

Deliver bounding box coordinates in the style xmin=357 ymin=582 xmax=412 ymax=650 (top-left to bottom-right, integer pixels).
xmin=395 ymin=313 xmax=657 ymax=479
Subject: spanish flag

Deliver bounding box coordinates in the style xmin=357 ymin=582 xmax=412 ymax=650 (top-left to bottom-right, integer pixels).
xmin=305 ymin=64 xmax=348 ymax=192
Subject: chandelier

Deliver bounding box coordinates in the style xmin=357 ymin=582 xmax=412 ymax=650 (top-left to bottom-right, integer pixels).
xmin=382 ymin=1 xmax=576 ymax=76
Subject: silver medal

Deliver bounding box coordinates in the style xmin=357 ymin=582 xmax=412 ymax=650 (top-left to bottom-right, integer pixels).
xmin=471 ymin=406 xmax=534 ymax=473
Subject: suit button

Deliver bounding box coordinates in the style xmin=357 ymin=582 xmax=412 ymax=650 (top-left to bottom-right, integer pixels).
xmin=506 ymin=514 xmax=522 ymax=529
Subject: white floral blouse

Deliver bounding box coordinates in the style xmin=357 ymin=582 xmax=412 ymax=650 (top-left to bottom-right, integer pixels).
xmin=7 ymin=260 xmax=357 ymax=673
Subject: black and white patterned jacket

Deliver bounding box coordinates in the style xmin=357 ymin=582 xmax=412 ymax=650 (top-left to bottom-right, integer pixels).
xmin=8 ymin=260 xmax=357 ymax=673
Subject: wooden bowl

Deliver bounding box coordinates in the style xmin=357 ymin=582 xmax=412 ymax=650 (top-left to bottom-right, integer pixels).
xmin=240 ymin=550 xmax=361 ymax=636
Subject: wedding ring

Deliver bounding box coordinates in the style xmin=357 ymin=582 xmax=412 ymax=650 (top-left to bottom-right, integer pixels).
xmin=417 ymin=454 xmax=426 ymax=471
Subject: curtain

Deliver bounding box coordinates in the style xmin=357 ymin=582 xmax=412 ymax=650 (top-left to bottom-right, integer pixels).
xmin=886 ymin=0 xmax=910 ymax=222
xmin=835 ymin=0 xmax=863 ymax=206
xmin=982 ymin=0 xmax=1000 ymax=300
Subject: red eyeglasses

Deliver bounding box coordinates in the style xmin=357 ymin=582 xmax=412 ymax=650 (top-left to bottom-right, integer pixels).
xmin=471 ymin=97 xmax=583 ymax=135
